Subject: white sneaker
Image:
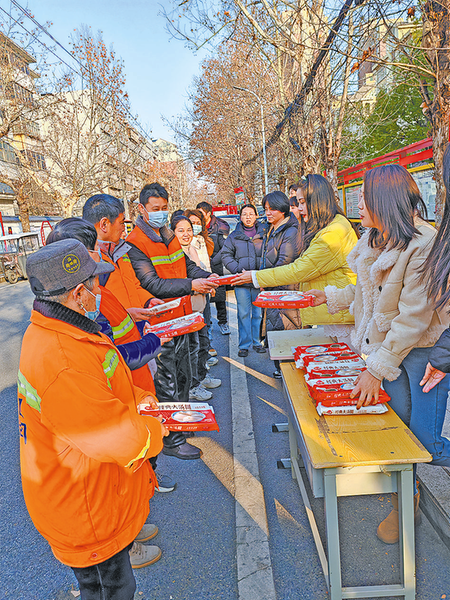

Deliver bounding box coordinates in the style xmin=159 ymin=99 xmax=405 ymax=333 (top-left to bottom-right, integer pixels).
xmin=189 ymin=385 xmax=213 ymax=401
xmin=201 ymin=374 xmax=221 ymax=389
xmin=206 ymin=356 xmax=218 ymax=367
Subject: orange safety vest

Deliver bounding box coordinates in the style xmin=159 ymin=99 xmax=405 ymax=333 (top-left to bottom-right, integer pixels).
xmin=127 ymin=225 xmax=192 ymax=319
xmin=18 ymin=310 xmax=163 ymax=568
xmin=100 ymin=287 xmax=156 ymax=394
xmin=100 ymin=251 xmax=153 ymax=310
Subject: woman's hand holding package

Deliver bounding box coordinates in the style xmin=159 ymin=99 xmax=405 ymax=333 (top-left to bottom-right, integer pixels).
xmin=305 ymin=289 xmax=327 ymax=307
xmin=420 ymin=362 xmax=447 ymax=393
xmin=350 ymin=370 xmax=381 ymax=409
xmin=231 ymin=270 xmax=253 ymax=285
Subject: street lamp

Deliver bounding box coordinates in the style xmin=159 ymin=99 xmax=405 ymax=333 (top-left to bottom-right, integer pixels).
xmin=232 ymin=85 xmax=269 ymax=196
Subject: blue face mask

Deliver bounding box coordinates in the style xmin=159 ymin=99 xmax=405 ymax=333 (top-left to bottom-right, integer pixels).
xmin=192 ymin=224 xmax=202 ymax=236
xmin=83 ymin=286 xmax=101 ymax=321
xmin=144 ymin=209 xmax=169 ymax=229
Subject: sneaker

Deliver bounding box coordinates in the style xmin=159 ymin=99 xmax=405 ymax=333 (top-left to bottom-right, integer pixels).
xmin=238 ymin=349 xmax=248 ymax=357
xmin=201 ymin=374 xmax=222 ymax=389
xmin=219 ymin=323 xmax=231 ymax=335
xmin=135 ymin=524 xmax=158 ymax=543
xmin=129 ymin=542 xmax=161 ymax=568
xmin=189 ymin=385 xmax=213 ymax=401
xmin=206 ymin=356 xmax=218 ymax=367
xmin=162 ymin=441 xmax=202 ymax=460
xmin=273 ymin=370 xmax=282 ymax=379
xmin=253 ymin=345 xmax=266 ymax=353
xmin=208 ymin=348 xmax=218 ymax=357
xmin=155 ymin=472 xmax=177 ymax=493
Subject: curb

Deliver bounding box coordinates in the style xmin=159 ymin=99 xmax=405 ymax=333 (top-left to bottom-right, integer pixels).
xmin=417 ymin=463 xmax=450 ymax=551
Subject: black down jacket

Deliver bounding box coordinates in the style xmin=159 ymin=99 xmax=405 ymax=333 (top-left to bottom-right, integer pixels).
xmin=261 ymin=213 xmax=302 ymax=276
xmin=429 ymin=329 xmax=450 ymax=372
xmin=221 ymin=220 xmax=267 ymax=287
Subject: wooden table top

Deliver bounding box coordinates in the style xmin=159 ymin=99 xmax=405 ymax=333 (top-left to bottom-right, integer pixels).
xmin=281 ymin=361 xmax=432 ymax=470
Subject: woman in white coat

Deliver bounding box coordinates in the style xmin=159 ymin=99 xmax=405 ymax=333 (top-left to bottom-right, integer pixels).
xmin=309 ymin=164 xmax=450 ymax=544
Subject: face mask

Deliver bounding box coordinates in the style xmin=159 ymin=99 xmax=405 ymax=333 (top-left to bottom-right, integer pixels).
xmin=192 ymin=224 xmax=202 ymax=236
xmin=83 ymin=286 xmax=101 ymax=321
xmin=144 ymin=209 xmax=169 ymax=229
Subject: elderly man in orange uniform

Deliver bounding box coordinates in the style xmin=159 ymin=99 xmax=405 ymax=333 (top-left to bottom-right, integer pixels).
xmin=18 ymin=239 xmax=167 ymax=600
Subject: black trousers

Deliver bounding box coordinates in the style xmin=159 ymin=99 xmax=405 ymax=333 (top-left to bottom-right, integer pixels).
xmin=72 ymin=543 xmax=135 ymax=600
xmin=154 ymin=333 xmax=191 ymax=449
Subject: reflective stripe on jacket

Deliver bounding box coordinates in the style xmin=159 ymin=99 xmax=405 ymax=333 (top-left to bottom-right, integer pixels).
xmin=18 ymin=310 xmax=163 ymax=568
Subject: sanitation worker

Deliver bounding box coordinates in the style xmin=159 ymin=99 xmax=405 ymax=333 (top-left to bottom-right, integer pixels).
xmin=18 ymin=239 xmax=167 ymax=600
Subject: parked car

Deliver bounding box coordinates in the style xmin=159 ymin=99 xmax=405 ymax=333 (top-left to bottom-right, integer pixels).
xmin=219 ymin=214 xmax=239 ymax=234
xmin=0 ymin=232 xmax=40 ymax=284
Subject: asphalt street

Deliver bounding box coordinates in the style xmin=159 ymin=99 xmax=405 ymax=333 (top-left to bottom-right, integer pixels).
xmin=1 ymin=282 xmax=450 ymax=599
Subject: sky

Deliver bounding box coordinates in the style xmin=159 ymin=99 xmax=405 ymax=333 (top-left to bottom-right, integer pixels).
xmin=17 ymin=0 xmax=209 ymax=143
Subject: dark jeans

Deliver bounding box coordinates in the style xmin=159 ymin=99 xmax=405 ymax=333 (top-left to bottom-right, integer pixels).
xmin=72 ymin=543 xmax=135 ymax=600
xmin=214 ymin=298 xmax=228 ymax=325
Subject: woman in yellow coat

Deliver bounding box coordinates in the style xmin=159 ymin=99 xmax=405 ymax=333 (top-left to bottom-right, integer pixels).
xmin=233 ymin=174 xmax=357 ymax=343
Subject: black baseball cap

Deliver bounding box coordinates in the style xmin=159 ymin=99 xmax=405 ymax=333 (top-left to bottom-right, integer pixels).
xmin=26 ymin=239 xmax=114 ymax=297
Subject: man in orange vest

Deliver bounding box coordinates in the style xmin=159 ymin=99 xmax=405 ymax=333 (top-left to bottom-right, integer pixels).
xmin=19 ymin=239 xmax=168 ymax=599
xmin=127 ymin=183 xmax=218 ymax=460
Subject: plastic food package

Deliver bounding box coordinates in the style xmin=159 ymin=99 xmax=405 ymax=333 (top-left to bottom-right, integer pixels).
xmin=253 ymin=290 xmax=315 ymax=309
xmin=316 ymin=403 xmax=389 ymax=416
xmin=209 ymin=274 xmax=240 ymax=285
xmin=144 ymin=312 xmax=205 ymax=338
xmin=146 ymin=296 xmax=191 ymax=326
xmin=293 ymin=343 xmax=352 ymax=369
xmin=305 ymin=357 xmax=366 ymax=377
xmin=307 ymin=378 xmax=391 ymax=405
xmin=302 ymin=351 xmax=360 ymax=371
xmin=138 ymin=402 xmax=219 ymax=432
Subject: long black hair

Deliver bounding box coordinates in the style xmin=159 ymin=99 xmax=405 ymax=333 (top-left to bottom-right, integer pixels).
xmin=364 ymin=165 xmax=427 ymax=251
xmin=422 ymin=143 xmax=450 ymax=309
xmin=299 ymin=174 xmax=347 ymax=251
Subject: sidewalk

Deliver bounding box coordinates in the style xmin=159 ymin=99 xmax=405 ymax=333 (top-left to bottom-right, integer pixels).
xmin=417 ymin=402 xmax=450 ymax=551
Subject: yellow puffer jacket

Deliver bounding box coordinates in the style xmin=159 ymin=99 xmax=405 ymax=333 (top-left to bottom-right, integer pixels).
xmin=255 ymin=214 xmax=357 ymax=326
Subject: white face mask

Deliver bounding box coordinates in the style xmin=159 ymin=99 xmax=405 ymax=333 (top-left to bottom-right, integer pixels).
xmin=144 ymin=209 xmax=169 ymax=229
xmin=192 ymin=224 xmax=202 ymax=236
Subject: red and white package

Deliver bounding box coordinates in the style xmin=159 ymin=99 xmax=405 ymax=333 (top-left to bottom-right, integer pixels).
xmin=316 ymin=403 xmax=389 ymax=416
xmin=302 ymin=351 xmax=360 ymax=371
xmin=306 ymin=372 xmax=391 ymax=405
xmin=306 ymin=357 xmax=366 ymax=377
xmin=146 ymin=296 xmax=190 ymax=325
xmin=144 ymin=312 xmax=204 ymax=338
xmin=138 ymin=402 xmax=219 ymax=432
xmin=253 ymin=290 xmax=314 ymax=309
xmin=209 ymin=274 xmax=240 ymax=285
xmin=293 ymin=343 xmax=352 ymax=369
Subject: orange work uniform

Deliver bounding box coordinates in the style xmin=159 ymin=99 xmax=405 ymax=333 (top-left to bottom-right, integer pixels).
xmin=18 ymin=309 xmax=163 ymax=568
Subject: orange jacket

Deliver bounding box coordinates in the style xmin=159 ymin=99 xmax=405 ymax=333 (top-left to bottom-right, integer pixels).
xmin=100 ymin=250 xmax=153 ymax=310
xmin=127 ymin=225 xmax=192 ymax=319
xmin=100 ymin=287 xmax=156 ymax=394
xmin=18 ymin=310 xmax=163 ymax=568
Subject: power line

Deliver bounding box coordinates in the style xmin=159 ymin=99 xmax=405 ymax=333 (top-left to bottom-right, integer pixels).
xmin=7 ymin=0 xmax=153 ymax=144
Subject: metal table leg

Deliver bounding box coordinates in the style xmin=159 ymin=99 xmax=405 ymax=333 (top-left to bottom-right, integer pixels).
xmin=324 ymin=470 xmax=343 ymax=600
xmin=397 ymin=467 xmax=416 ymax=600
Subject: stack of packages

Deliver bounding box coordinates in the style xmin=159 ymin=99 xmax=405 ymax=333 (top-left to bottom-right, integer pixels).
xmin=293 ymin=343 xmax=391 ymax=416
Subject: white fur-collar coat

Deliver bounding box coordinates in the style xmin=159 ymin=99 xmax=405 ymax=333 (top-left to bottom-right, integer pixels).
xmin=325 ymin=219 xmax=449 ymax=381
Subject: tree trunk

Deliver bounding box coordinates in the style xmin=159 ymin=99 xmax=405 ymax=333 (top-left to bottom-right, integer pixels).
xmin=16 ymin=194 xmax=31 ymax=232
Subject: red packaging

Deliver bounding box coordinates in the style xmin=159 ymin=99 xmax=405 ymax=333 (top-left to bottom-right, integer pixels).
xmin=293 ymin=343 xmax=352 ymax=369
xmin=145 ymin=312 xmax=204 ymax=338
xmin=306 ymin=376 xmax=391 ymax=405
xmin=146 ymin=296 xmax=190 ymax=326
xmin=302 ymin=351 xmax=360 ymax=370
xmin=253 ymin=290 xmax=314 ymax=309
xmin=138 ymin=402 xmax=219 ymax=432
xmin=209 ymin=274 xmax=240 ymax=285
xmin=306 ymin=357 xmax=366 ymax=377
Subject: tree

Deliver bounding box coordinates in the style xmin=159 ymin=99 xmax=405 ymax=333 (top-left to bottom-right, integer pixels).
xmin=39 ymin=28 xmax=151 ymax=217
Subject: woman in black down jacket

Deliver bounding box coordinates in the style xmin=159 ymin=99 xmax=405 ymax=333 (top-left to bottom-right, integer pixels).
xmin=260 ymin=191 xmax=301 ymax=377
xmin=222 ymin=204 xmax=267 ymax=357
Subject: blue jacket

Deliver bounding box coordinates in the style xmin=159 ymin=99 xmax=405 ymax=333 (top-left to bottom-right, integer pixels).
xmin=221 ymin=221 xmax=267 ymax=287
